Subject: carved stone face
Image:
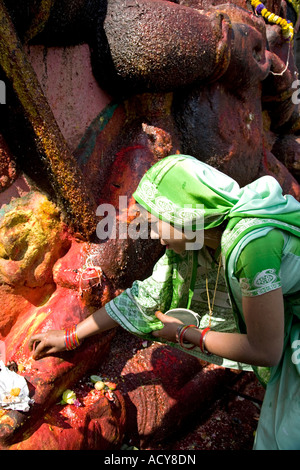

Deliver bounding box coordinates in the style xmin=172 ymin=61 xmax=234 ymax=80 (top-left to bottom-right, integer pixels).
xmin=0 ymin=193 xmax=70 ymax=287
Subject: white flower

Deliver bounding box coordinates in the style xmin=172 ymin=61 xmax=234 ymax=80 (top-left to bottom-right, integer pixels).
xmin=0 ymin=361 xmax=32 ymax=412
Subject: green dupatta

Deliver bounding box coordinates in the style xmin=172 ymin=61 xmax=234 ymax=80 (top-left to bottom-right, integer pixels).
xmin=133 ymin=154 xmax=300 ymax=384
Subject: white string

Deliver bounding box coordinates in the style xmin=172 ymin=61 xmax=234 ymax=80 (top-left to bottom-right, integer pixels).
xmin=269 ymin=42 xmax=291 ymax=76
xmin=63 ymin=245 xmax=103 ymax=296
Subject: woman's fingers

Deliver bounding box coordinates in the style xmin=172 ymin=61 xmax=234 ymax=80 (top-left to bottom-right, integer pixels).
xmin=152 ymin=328 xmax=163 ymax=338
xmin=152 ymin=310 xmax=184 ymax=341
xmin=155 ymin=310 xmax=183 ymax=325
xmin=29 ymin=330 xmax=65 ymax=359
xmin=28 ymin=334 xmax=45 ymax=351
xmin=31 ymin=338 xmax=49 ymax=359
xmin=154 ymin=310 xmax=165 ymax=320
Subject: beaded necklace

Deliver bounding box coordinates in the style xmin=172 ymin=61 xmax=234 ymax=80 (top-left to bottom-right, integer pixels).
xmin=251 ymin=0 xmax=294 ymax=40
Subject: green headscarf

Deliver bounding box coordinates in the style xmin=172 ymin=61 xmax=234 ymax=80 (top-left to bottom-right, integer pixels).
xmin=133 ymin=154 xmax=300 ymax=235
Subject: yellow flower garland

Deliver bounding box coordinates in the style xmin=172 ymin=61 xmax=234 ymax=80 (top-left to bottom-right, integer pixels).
xmin=251 ymin=0 xmax=294 ymax=40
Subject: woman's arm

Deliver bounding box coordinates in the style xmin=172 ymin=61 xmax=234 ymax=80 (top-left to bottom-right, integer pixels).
xmin=29 ymin=306 xmax=118 ymax=359
xmin=29 ymin=251 xmax=174 ymax=359
xmin=153 ymin=287 xmax=285 ymax=367
xmin=76 ymin=306 xmax=119 ymax=339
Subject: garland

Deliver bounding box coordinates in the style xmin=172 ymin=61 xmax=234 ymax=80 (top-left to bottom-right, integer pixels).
xmin=251 ymin=0 xmax=294 ymax=40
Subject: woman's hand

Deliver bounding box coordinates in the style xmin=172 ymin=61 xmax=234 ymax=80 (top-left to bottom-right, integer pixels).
xmin=28 ymin=330 xmax=66 ymax=360
xmin=152 ymin=311 xmax=183 ymax=342
xmin=28 ymin=306 xmax=119 ymax=360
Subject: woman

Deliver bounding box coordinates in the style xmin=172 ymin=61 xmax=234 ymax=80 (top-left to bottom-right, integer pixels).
xmin=29 ymin=154 xmax=300 ymax=450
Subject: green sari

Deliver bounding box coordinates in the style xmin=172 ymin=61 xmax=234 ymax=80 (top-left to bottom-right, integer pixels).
xmin=106 ymin=154 xmax=300 ymax=449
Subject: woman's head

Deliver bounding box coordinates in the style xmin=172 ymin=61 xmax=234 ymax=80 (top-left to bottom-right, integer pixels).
xmin=132 ymin=154 xmax=239 ymax=253
xmin=133 ymin=154 xmax=239 ymax=232
xmin=148 ymin=211 xmax=199 ymax=253
xmin=148 ymin=211 xmax=224 ymax=253
xmin=133 ymin=154 xmax=300 ymax=253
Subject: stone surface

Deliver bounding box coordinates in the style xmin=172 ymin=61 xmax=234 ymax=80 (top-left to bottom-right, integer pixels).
xmin=1 ymin=329 xmax=264 ymax=450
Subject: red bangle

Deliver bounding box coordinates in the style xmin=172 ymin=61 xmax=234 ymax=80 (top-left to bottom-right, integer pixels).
xmin=64 ymin=325 xmax=81 ymax=350
xmin=199 ymin=327 xmax=211 ymax=354
xmin=64 ymin=328 xmax=71 ymax=350
xmin=179 ymin=325 xmax=197 ymax=350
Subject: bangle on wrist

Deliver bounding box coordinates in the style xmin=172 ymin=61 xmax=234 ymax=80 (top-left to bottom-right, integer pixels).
xmin=178 ymin=325 xmax=197 ymax=350
xmin=64 ymin=324 xmax=81 ymax=350
xmin=200 ymin=327 xmax=212 ymax=355
xmin=176 ymin=325 xmax=185 ymax=343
